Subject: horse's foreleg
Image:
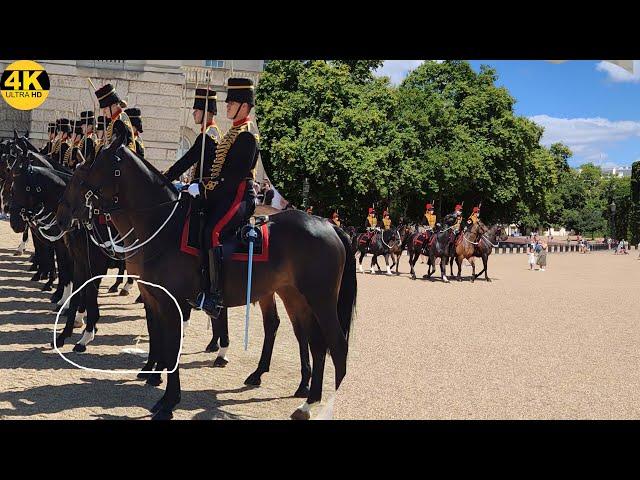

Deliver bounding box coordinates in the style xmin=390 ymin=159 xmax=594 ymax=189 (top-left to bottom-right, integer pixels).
xmin=212 ymin=308 xmax=229 ymax=367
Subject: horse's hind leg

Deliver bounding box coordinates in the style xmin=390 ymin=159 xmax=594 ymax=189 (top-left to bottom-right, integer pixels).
xmin=291 ymin=318 xmax=327 ymax=421
xmin=245 ymin=294 xmax=281 ymax=386
xmin=275 ymin=286 xmax=312 ymax=397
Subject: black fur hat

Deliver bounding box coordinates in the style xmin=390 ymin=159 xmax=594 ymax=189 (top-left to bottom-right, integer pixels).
xmin=95 ymin=83 xmax=127 ymax=109
xmin=80 ymin=110 xmax=95 ymax=126
xmin=193 ymin=89 xmax=217 ymax=114
xmin=225 ymin=78 xmax=254 ymax=106
xmin=58 ymin=118 xmax=72 ymax=134
xmin=124 ymin=108 xmax=143 ymax=133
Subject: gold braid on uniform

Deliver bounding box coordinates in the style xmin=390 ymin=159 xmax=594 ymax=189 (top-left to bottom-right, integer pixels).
xmin=204 ymin=123 xmax=250 ymax=191
xmin=63 ymin=142 xmax=74 ymax=166
xmin=50 ymin=138 xmax=62 ymax=155
xmin=106 ymin=112 xmax=137 ymax=152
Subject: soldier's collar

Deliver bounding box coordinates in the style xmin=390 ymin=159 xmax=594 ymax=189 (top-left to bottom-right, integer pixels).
xmin=232 ymin=116 xmax=251 ymax=127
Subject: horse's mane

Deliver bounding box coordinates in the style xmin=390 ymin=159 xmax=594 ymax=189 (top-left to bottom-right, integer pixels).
xmin=25 ymin=165 xmax=68 ymax=189
xmin=121 ymin=146 xmax=177 ymax=199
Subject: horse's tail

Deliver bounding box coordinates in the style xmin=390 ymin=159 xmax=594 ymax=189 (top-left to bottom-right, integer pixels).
xmin=332 ymin=225 xmax=357 ymax=344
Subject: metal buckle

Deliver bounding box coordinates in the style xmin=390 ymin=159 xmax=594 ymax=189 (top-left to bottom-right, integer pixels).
xmin=94 ymin=208 xmax=100 ymax=215
xmin=114 ymin=169 xmax=121 ymax=177
xmin=85 ymin=190 xmax=93 ymax=201
xmin=113 ymin=196 xmax=119 ymax=204
xmin=25 ymin=186 xmax=30 ymax=192
xmin=36 ymin=186 xmax=41 ymax=193
xmin=104 ymin=213 xmax=111 ymax=222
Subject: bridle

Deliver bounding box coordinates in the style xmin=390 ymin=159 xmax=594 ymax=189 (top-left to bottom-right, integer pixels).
xmin=75 ymin=144 xmax=183 ymax=259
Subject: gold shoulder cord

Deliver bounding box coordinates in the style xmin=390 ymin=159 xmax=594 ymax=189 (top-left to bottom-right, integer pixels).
xmin=204 ymin=123 xmax=248 ymax=191
xmin=50 ymin=138 xmax=61 ymax=155
xmin=106 ymin=112 xmax=137 ymax=152
xmin=63 ymin=143 xmax=73 ymax=166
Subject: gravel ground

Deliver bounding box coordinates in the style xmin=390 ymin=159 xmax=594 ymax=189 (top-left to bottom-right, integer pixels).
xmin=337 ymin=246 xmax=640 ymax=419
xmin=2 ymin=219 xmax=639 ymax=420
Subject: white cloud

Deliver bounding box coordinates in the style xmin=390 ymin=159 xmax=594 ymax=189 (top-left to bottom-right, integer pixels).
xmin=596 ymin=60 xmax=640 ymax=83
xmin=529 ymin=114 xmax=640 ymax=165
xmin=374 ymin=60 xmax=425 ymax=85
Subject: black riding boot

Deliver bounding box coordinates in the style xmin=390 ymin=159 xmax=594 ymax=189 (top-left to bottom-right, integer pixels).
xmin=195 ymin=246 xmax=224 ymax=319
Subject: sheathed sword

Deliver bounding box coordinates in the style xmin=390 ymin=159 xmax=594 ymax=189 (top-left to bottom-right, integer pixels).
xmin=198 ymin=69 xmax=212 ymax=183
xmin=244 ymin=217 xmax=258 ymax=351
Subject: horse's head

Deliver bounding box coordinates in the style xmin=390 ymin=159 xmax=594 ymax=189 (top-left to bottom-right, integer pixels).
xmin=8 ymin=158 xmax=42 ymax=233
xmin=57 ymin=126 xmax=129 ymax=230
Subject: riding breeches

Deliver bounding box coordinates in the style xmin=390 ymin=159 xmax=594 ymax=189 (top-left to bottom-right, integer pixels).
xmin=204 ymin=180 xmax=256 ymax=248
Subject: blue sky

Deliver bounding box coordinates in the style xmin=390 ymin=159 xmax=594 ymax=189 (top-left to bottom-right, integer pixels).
xmin=375 ymin=60 xmax=640 ymax=168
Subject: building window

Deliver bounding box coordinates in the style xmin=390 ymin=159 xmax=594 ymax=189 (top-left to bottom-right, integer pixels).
xmin=205 ymin=60 xmax=225 ymax=69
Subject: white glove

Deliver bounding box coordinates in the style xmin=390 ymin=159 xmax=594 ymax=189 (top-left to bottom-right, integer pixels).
xmin=187 ymin=183 xmax=200 ymax=198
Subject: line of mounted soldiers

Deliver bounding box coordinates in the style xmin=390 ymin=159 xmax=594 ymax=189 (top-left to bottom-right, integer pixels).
xmin=40 ymin=107 xmax=144 ymax=170
xmin=324 ymin=203 xmax=481 ymax=238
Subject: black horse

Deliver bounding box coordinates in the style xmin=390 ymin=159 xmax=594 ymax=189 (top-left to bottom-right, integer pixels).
xmin=354 ymin=228 xmax=396 ymax=275
xmin=57 ymin=129 xmax=356 ymax=420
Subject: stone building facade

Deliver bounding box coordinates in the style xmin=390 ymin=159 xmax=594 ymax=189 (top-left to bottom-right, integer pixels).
xmin=0 ymin=60 xmax=264 ymax=176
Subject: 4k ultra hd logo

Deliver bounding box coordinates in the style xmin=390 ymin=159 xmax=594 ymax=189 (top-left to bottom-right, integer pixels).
xmin=1 ymin=60 xmax=50 ymax=110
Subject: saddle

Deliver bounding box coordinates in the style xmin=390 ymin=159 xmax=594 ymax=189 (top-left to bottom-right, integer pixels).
xmin=180 ymin=196 xmax=270 ymax=262
xmin=359 ymin=230 xmax=376 ymax=246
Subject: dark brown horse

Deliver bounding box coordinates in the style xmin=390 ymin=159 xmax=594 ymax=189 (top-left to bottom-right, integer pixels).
xmin=56 ymin=129 xmax=356 ymax=420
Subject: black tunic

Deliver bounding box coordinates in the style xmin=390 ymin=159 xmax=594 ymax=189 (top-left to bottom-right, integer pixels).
xmin=163 ymin=133 xmax=217 ymax=183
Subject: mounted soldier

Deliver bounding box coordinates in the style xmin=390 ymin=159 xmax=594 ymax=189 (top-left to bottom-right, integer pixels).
xmin=468 ymin=205 xmax=481 ymax=226
xmin=94 ymin=115 xmax=110 ymax=154
xmin=40 ymin=123 xmax=56 ymax=155
xmin=78 ymin=110 xmax=97 ymax=164
xmin=365 ymin=207 xmax=378 ymax=231
xmin=424 ymin=202 xmax=437 ymax=232
xmin=53 ymin=118 xmax=72 ymax=167
xmin=164 ymin=87 xmax=221 ymax=185
xmin=63 ymin=119 xmax=84 ymax=169
xmin=181 ymin=77 xmax=259 ymax=319
xmin=125 ymin=107 xmax=146 ymax=159
xmin=94 ymin=83 xmax=137 ymax=154
xmin=382 ymin=210 xmax=392 ymax=230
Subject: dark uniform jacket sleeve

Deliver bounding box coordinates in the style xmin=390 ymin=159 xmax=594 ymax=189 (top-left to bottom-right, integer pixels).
xmin=40 ymin=142 xmax=52 ymax=155
xmin=135 ymin=139 xmax=145 ymax=159
xmin=81 ymin=137 xmax=96 ymax=164
xmin=206 ymin=131 xmax=257 ymax=200
xmin=164 ymin=133 xmax=216 ymax=182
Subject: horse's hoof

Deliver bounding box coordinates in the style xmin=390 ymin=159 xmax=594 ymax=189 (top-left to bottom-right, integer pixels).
xmin=28 ymin=265 xmax=38 ymax=272
xmin=30 ymin=274 xmax=40 ymax=282
xmin=205 ymin=340 xmax=219 ymax=353
xmin=42 ymin=285 xmax=52 ymax=292
xmin=72 ymin=344 xmax=87 ymax=353
xmin=422 ymin=274 xmax=429 ymax=279
xmin=135 ymin=295 xmax=143 ymax=303
xmin=213 ymin=357 xmax=228 ymax=368
xmin=411 ymin=275 xmax=416 ymax=280
xmin=119 ymin=289 xmax=130 ymax=296
xmin=293 ymin=386 xmax=310 ymax=398
xmin=486 ymin=278 xmax=492 ymax=283
xmin=50 ymin=293 xmax=62 ymax=303
xmin=145 ymin=374 xmax=162 ymax=387
xmin=244 ymin=372 xmax=262 ymax=386
xmin=50 ymin=337 xmax=66 ymax=349
xmin=107 ymin=285 xmax=118 ymax=293
xmin=151 ymin=408 xmax=173 ymax=421
xmin=290 ymin=408 xmax=311 ymax=421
